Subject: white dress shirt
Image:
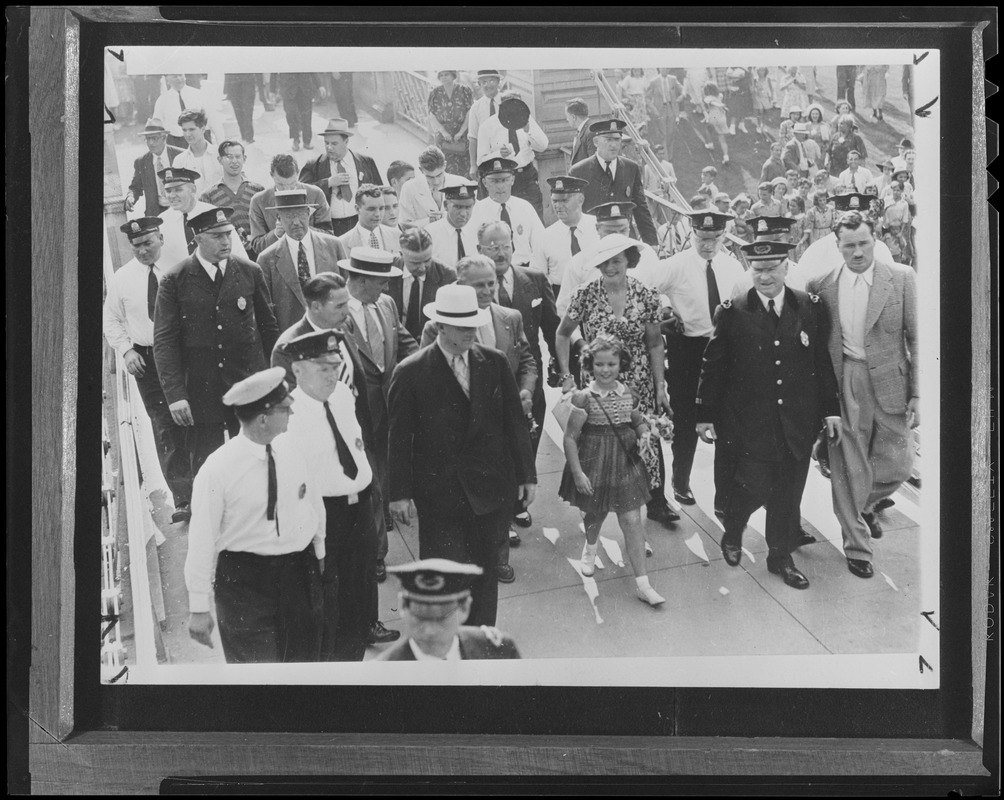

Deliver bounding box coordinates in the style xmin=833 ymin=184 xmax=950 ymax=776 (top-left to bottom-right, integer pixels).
xmin=557 ymin=240 xmax=661 ymax=317
xmin=158 ymin=201 xmax=249 ymax=271
xmin=103 ymin=257 xmax=164 ymax=356
xmin=426 ymin=217 xmax=478 ymax=270
xmin=790 ymin=232 xmax=893 ymax=291
xmin=475 ymin=115 xmax=549 ymax=168
xmin=468 ymin=195 xmax=544 ymax=267
xmin=595 ymin=153 xmax=618 ymax=181
xmin=327 ymin=150 xmax=361 ymax=220
xmin=398 ymin=172 xmax=466 ymax=228
xmin=645 ymin=247 xmax=746 ymax=337
xmin=467 ymin=93 xmax=500 ymax=142
xmin=530 ymin=214 xmax=599 ymax=286
xmin=173 ymin=147 xmax=224 ymax=197
xmin=408 ymin=636 xmax=462 ymax=660
xmin=837 ymin=262 xmax=873 ymax=360
xmin=184 ymin=432 xmax=325 ymax=612
xmin=347 ymin=296 xmax=385 ymax=367
xmin=837 ymin=166 xmax=875 ymax=194
xmin=755 ymin=288 xmax=785 ymax=315
xmin=495 ymin=266 xmax=515 ymax=305
xmin=437 ymin=340 xmax=470 ymax=394
xmin=196 ymin=252 xmax=227 ymax=282
xmin=401 ymin=270 xmax=426 ymax=319
xmin=284 ymin=384 xmax=373 ymax=498
xmin=350 ymin=222 xmax=394 ymax=250
xmin=285 ymin=232 xmax=316 ymax=277
xmin=477 ymin=309 xmax=498 ymax=348
xmin=151 ymin=85 xmax=225 ymax=142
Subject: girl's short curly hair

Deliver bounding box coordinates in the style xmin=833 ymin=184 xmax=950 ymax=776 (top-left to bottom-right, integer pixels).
xmin=581 ymin=333 xmax=632 ymax=374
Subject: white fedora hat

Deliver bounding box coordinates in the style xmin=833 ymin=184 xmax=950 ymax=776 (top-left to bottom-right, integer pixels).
xmin=580 ymin=233 xmax=639 ymax=272
xmin=423 ymin=284 xmax=491 ymax=327
xmin=337 ymin=246 xmax=403 ymax=278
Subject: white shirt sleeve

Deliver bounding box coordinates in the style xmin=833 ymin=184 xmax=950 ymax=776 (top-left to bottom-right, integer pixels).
xmin=184 ymin=460 xmax=226 ymax=613
xmin=102 ymin=274 xmax=134 ymax=358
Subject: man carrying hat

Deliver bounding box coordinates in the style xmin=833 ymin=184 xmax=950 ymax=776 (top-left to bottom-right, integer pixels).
xmin=299 ymin=118 xmax=383 ymax=236
xmin=156 ymin=167 xmax=249 ymax=270
xmin=468 ymin=156 xmax=545 ymax=268
xmin=105 ymin=217 xmax=193 ymax=523
xmin=257 ymin=189 xmax=348 ymax=333
xmin=278 ymin=330 xmax=396 ymax=660
xmin=466 ymin=69 xmax=506 ymax=182
xmin=530 ymin=175 xmax=600 ymax=300
xmin=696 ymin=241 xmax=842 ymax=590
xmin=475 ymin=91 xmax=549 ymax=219
xmin=125 ymin=119 xmax=184 ymax=217
xmin=569 ymin=118 xmax=658 ymax=247
xmin=184 ymin=366 xmax=326 ymax=663
xmin=425 ymin=182 xmax=480 ymax=270
xmin=377 ymin=559 xmax=521 ymax=661
xmin=154 ymin=206 xmax=279 ymax=494
xmin=388 ymin=285 xmax=536 ymax=627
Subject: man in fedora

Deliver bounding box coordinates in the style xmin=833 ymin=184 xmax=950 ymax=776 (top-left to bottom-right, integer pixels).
xmin=299 ymin=117 xmax=383 ymax=236
xmin=156 ymin=167 xmax=249 ymax=270
xmin=257 ymin=189 xmax=348 ymax=333
xmin=475 ymin=90 xmax=549 ymax=219
xmin=154 ymin=206 xmax=279 ymax=494
xmin=378 ymin=559 xmax=521 ymax=661
xmin=466 ymin=69 xmax=506 ymax=182
xmin=125 ymin=119 xmax=184 ymax=217
xmin=248 ymin=153 xmax=334 ymax=257
xmin=388 ymin=285 xmax=536 ymax=627
xmin=425 ymin=182 xmax=480 ymax=271
xmin=468 ymin=155 xmax=545 ymax=268
xmin=277 ymin=72 xmax=325 ymax=153
xmin=569 ymin=118 xmax=658 ymax=247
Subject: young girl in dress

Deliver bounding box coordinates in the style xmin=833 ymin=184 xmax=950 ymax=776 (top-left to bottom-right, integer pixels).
xmin=559 ymin=334 xmax=665 ymax=606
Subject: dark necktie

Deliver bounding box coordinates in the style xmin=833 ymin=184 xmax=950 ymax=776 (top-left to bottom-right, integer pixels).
xmin=213 ymin=262 xmax=223 ymax=292
xmin=183 ymin=213 xmax=196 ymax=254
xmin=498 ymin=274 xmax=512 ymax=308
xmin=603 ymin=160 xmax=614 ymax=185
xmin=508 ymin=128 xmax=521 ymax=158
xmin=335 ymin=159 xmax=352 ymax=202
xmin=296 ymin=241 xmax=310 ymax=286
xmin=456 ymin=227 xmax=466 ymax=260
xmin=406 ymin=276 xmax=421 ymax=338
xmin=489 ymin=98 xmax=496 ymax=116
xmin=706 ymin=260 xmax=721 ymax=318
xmin=147 ymin=265 xmax=158 ymax=321
xmin=499 ymin=202 xmax=511 ymax=230
xmin=265 ymin=443 xmax=278 ymax=523
xmin=323 ymin=400 xmax=359 ymax=479
xmin=178 ymin=90 xmax=186 ymax=111
xmin=569 ymin=226 xmax=580 ymax=256
xmin=768 ymin=298 xmax=780 ymax=328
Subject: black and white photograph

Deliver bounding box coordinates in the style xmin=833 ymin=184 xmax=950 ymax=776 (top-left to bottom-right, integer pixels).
xmin=98 ymin=45 xmax=940 ymax=688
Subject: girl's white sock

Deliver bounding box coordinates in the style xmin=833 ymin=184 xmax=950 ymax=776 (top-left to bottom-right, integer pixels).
xmin=635 ymin=575 xmax=651 ymax=590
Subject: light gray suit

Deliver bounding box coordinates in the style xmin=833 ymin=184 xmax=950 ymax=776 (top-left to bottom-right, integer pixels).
xmin=808 ymin=259 xmax=918 ymax=562
xmin=258 ymin=232 xmax=347 ymax=333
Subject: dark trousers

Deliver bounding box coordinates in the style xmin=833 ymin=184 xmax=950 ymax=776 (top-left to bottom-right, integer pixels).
xmin=283 ymin=85 xmax=314 ymax=143
xmin=836 ymin=66 xmax=857 ymax=111
xmin=188 ymin=409 xmax=240 ymax=482
xmin=229 ymin=80 xmax=257 ymax=141
xmin=321 ymin=490 xmax=377 ymax=662
xmin=513 ymin=164 xmax=544 ymax=220
xmin=131 ymin=345 xmax=192 ymax=507
xmin=331 ymin=72 xmax=357 ymax=125
xmin=722 ymin=453 xmax=809 ymax=562
xmin=330 ymin=215 xmax=359 ymax=237
xmin=665 ymin=333 xmax=710 ymax=490
xmin=712 ymin=438 xmax=736 ymax=514
xmin=214 ymin=547 xmax=323 ymax=663
xmin=133 ymin=75 xmax=162 ymax=125
xmin=416 ymin=499 xmax=506 ymax=627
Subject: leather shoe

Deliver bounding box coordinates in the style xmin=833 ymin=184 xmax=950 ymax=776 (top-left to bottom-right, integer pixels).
xmin=767 ymin=557 xmax=810 ymax=589
xmin=497 ymin=564 xmax=515 ymax=583
xmin=367 ymin=621 xmax=401 ymax=645
xmin=863 ymin=511 xmax=883 ymax=539
xmin=673 ymin=486 xmax=696 ymax=505
xmin=646 ymin=502 xmax=680 ymax=526
xmin=874 ymin=497 xmax=895 ymax=513
xmin=171 ymin=505 xmax=191 ymax=524
xmin=375 ymin=560 xmax=386 ymax=583
xmin=508 ymin=529 xmax=522 ymax=547
xmin=794 ymin=528 xmax=817 ymax=548
xmin=720 ymin=538 xmax=742 ymax=567
xmin=513 ymin=510 xmax=532 ymax=528
xmin=847 ymin=558 xmax=874 ymax=578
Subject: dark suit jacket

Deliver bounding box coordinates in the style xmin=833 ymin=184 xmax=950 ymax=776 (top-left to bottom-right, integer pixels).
xmin=388 ymin=343 xmax=536 ymax=516
xmin=128 ymin=146 xmax=183 ymax=217
xmin=257 ymin=231 xmax=348 ymax=333
xmin=569 ymin=119 xmax=596 ymax=168
xmin=376 ymin=627 xmax=521 ymax=660
xmin=759 ymin=156 xmax=786 ymax=184
xmin=569 ymin=155 xmax=658 ymax=246
xmin=385 ymin=260 xmax=457 ymax=341
xmin=299 ymin=150 xmax=383 ymax=205
xmin=696 ymin=287 xmax=840 ymax=462
xmin=154 ymin=254 xmax=279 ymax=424
xmin=507 ymin=266 xmax=559 ymax=372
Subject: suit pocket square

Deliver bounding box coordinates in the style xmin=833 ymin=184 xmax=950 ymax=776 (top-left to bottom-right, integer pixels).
xmin=531 ymin=298 xmax=542 ymax=308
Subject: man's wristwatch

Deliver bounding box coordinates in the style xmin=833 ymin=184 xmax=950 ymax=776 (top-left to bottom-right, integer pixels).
xmin=559 ymin=373 xmax=575 ymax=382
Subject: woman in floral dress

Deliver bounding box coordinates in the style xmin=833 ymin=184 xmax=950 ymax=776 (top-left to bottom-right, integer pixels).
xmin=427 ymin=70 xmax=474 ymax=176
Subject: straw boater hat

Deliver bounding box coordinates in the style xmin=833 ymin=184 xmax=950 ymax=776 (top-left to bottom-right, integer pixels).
xmin=337 ymin=246 xmax=403 ymax=278
xmin=137 ymin=118 xmax=169 ymax=137
xmin=319 ymin=117 xmax=354 ymax=138
xmin=580 ymin=232 xmax=638 ymax=271
xmin=423 ymin=284 xmax=491 ymax=327
xmin=265 ymin=189 xmax=318 ymax=211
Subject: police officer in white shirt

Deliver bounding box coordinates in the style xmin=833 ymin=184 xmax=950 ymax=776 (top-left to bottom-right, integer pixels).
xmin=279 ymin=329 xmax=396 ymax=661
xmin=468 ymin=155 xmax=544 ymax=267
xmin=184 ymin=367 xmax=326 ymax=663
xmin=104 ymin=216 xmax=193 ymax=523
xmin=426 ymin=182 xmax=480 ymax=270
xmin=530 ymin=175 xmax=599 ymax=298
xmin=476 ymin=92 xmax=549 ymax=218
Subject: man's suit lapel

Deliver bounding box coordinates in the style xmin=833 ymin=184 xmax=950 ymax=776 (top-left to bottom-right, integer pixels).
xmin=745 ymin=288 xmax=775 ymax=335
xmin=377 ymin=299 xmax=395 ymax=371
xmin=492 ymin=306 xmax=512 ymax=352
xmin=277 ymin=240 xmax=305 ymax=304
xmin=815 ymin=270 xmax=843 ymax=380
xmin=777 ymin=287 xmax=799 ymax=338
xmin=432 ymin=344 xmax=471 ymax=408
xmin=464 ymin=347 xmax=487 ymax=442
xmin=344 ymin=315 xmax=375 ymax=364
xmin=186 ymin=256 xmax=218 ymax=298
xmin=864 ymin=261 xmax=892 ymax=335
xmin=387 ymin=277 xmax=404 ymax=315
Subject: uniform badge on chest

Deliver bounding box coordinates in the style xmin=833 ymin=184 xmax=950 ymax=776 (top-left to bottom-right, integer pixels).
xmin=517 ymin=224 xmax=524 ymax=236
xmin=237 ymin=296 xmax=247 ymax=311
xmin=355 ymin=438 xmax=364 ymax=451
xmin=800 ymin=331 xmax=809 ymax=347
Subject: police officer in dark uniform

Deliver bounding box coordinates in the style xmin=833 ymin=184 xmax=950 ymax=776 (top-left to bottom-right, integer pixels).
xmin=377 ymin=559 xmax=521 ymax=661
xmin=154 ymin=206 xmax=280 ymax=490
xmin=695 ymin=240 xmax=842 ymax=590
